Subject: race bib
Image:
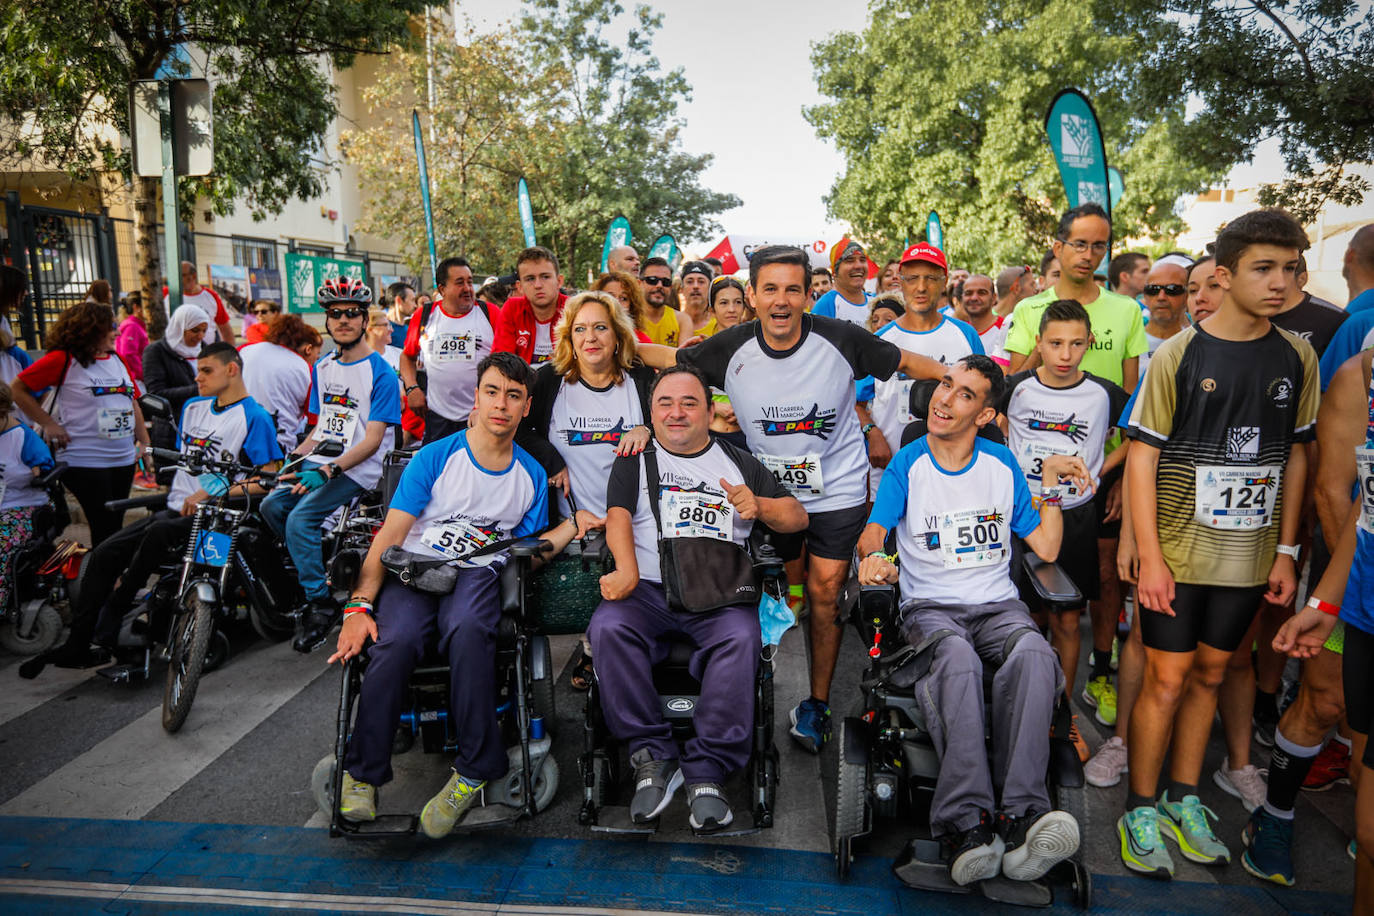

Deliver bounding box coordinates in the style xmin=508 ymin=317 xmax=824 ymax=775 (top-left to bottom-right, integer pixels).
xmin=937 ymin=508 xmax=1008 ymax=570
xmin=1194 ymin=465 xmax=1280 ymax=529
xmin=318 ymin=403 xmax=357 ymax=444
xmin=420 ymin=518 xmax=496 ymax=560
xmin=430 ymin=332 xmax=476 ymax=364
xmin=1018 ymin=441 xmax=1080 ymax=499
xmin=896 ymin=379 xmax=916 ymax=425
xmin=660 ymin=489 xmax=732 ymax=541
xmin=757 ymin=452 xmax=824 ymax=497
xmin=0 ymin=474 xmax=7 ymax=506
xmin=1357 ymin=447 xmax=1374 ymax=535
xmin=97 ymin=406 xmax=133 ymax=440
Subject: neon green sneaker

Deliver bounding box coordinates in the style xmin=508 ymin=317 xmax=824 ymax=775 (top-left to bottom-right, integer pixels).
xmin=339 ymin=772 xmax=376 ymax=822
xmin=1118 ymin=805 xmax=1174 ymax=879
xmin=419 ymin=771 xmax=485 ymax=839
xmin=1157 ymin=792 xmax=1229 ymax=865
xmin=1081 ymin=676 xmax=1118 ymax=727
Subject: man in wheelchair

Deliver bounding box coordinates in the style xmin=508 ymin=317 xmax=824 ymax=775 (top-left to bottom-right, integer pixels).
xmin=25 ymin=342 xmax=281 ymax=674
xmin=857 ymin=355 xmax=1091 ymax=886
xmin=328 ymin=352 xmax=580 ymax=838
xmin=590 ymin=365 xmax=807 ymax=832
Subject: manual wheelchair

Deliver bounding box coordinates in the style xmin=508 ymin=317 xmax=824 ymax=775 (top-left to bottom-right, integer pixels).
xmin=576 ymin=535 xmax=787 ymax=837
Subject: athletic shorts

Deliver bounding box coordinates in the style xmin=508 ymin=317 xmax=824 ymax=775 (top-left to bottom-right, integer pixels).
xmin=1094 ymin=463 xmax=1124 ymax=540
xmin=775 ymin=503 xmax=868 ymax=563
xmin=1018 ymin=502 xmax=1098 ymax=608
xmin=1344 ymin=621 xmax=1374 ymax=765
xmin=1140 ymin=582 xmax=1265 ymax=653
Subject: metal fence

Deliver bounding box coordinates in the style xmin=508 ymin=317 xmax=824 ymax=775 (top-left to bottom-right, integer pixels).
xmin=3 ymin=191 xmax=410 ymax=348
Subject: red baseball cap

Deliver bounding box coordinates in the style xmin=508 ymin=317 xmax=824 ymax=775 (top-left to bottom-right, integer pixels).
xmin=899 ymin=242 xmax=948 ymax=272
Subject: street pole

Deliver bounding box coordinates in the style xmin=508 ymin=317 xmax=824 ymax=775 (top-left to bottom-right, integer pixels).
xmin=159 ymin=80 xmax=182 ymax=313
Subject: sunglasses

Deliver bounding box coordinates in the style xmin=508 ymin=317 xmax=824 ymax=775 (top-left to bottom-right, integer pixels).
xmin=640 ymin=276 xmax=671 ymax=287
xmin=253 ymin=307 xmax=280 ymax=317
xmin=1144 ymin=284 xmax=1186 ymax=297
xmin=325 ymin=307 xmax=366 ymax=320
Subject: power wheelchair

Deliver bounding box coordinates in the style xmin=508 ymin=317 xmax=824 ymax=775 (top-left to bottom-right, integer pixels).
xmin=830 ymin=377 xmax=1093 ymax=908
xmin=310 ymin=447 xmax=562 ymax=836
xmin=577 ymin=534 xmax=787 ymax=837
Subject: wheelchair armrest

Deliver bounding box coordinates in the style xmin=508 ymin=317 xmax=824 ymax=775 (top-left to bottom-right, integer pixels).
xmin=37 ymin=461 xmax=68 ymax=488
xmin=500 ymin=559 xmax=522 ymax=617
xmin=105 ymin=494 xmax=169 ymax=513
xmin=509 ymin=537 xmax=551 ymax=559
xmin=1022 ymin=553 xmax=1083 ymax=608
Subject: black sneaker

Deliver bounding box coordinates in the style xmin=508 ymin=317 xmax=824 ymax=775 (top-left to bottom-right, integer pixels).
xmin=292 ymin=596 xmax=341 ymax=654
xmin=687 ymin=782 xmax=734 ymax=833
xmin=629 ymin=749 xmax=683 ymax=824
xmin=998 ymin=808 xmax=1080 ymax=881
xmin=945 ymin=810 xmax=1004 ymax=886
xmin=1252 ymin=710 xmax=1278 ymax=749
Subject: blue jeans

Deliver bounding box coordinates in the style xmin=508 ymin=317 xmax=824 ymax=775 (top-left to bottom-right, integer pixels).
xmin=260 ymin=473 xmax=364 ymax=600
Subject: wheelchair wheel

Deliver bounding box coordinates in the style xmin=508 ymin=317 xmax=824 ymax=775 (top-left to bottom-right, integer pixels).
xmin=248 ymin=602 xmax=294 ymax=642
xmin=162 ymin=594 xmax=215 ymax=733
xmin=506 ymin=752 xmax=560 ymax=813
xmin=833 ymin=717 xmax=869 ymax=879
xmin=203 ymin=628 xmax=231 ymax=673
xmin=0 ymin=603 xmax=62 ymax=656
xmin=311 ymin=754 xmax=337 ymax=818
xmin=529 ymin=674 xmax=556 ymax=729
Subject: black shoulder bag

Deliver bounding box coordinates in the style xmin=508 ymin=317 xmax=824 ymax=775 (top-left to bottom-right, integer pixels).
xmin=642 ymin=444 xmax=758 ymax=613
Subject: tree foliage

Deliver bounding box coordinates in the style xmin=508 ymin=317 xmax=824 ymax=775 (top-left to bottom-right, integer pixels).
xmin=808 ymin=0 xmax=1231 ymax=267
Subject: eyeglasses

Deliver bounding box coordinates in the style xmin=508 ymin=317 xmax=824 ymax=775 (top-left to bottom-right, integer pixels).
xmin=325 ymin=307 xmax=366 ymax=320
xmin=1061 ymin=240 xmax=1109 ymax=254
xmin=1144 ymin=283 xmax=1186 ymax=297
xmin=253 ymin=307 xmax=280 ymax=317
xmin=641 ymin=276 xmax=671 ymax=287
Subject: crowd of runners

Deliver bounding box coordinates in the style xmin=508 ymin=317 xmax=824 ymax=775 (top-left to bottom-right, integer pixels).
xmin=0 ymin=201 xmax=1371 ymax=905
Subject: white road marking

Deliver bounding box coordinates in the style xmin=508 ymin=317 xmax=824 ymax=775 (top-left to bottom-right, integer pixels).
xmin=0 ymin=664 xmax=96 ymax=728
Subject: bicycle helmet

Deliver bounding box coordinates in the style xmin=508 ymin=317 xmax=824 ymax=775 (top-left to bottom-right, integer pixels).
xmin=317 ymin=276 xmax=373 ymax=307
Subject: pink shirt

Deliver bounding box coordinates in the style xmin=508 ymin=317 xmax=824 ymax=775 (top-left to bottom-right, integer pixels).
xmin=115 ymin=315 xmax=149 ymax=380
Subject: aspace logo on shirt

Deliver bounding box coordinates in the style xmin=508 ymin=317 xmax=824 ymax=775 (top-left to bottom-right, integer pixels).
xmin=89 ymin=383 xmax=137 ymax=398
xmin=1027 ymin=412 xmax=1090 ymax=444
xmin=754 ymin=404 xmax=836 ymax=440
xmin=321 ymin=391 xmax=358 ymax=411
xmin=564 ymin=419 xmax=633 ymax=446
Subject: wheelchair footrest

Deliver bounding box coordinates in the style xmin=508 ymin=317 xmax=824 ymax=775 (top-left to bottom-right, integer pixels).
xmin=336 ymin=814 xmax=418 ymax=837
xmin=588 ymin=804 xmax=764 ymax=838
xmin=96 ymin=661 xmax=148 ymax=685
xmin=892 ymin=839 xmax=1053 ymax=907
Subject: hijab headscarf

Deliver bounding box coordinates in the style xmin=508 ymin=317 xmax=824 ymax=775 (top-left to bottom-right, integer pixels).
xmin=166 ymin=304 xmax=211 ymax=361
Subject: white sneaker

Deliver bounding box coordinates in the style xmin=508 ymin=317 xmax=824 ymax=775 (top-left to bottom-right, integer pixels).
xmin=1213 ymin=757 xmax=1267 ymax=812
xmin=1084 ymin=736 xmax=1129 ymax=787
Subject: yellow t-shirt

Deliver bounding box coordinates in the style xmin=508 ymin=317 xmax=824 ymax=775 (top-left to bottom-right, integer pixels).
xmin=643 ymin=307 xmax=690 ymax=347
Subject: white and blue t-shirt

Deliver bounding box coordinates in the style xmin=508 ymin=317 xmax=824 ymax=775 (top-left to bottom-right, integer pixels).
xmin=0 ymin=421 xmax=54 ymax=510
xmin=307 ymin=350 xmax=402 ymax=489
xmin=868 ymin=437 xmax=1040 ymax=606
xmin=869 ymin=316 xmax=982 ymax=455
xmin=390 ymin=429 xmax=548 ymax=564
xmin=812 ymin=289 xmax=872 ymax=326
xmin=168 ymin=395 xmax=282 ymax=513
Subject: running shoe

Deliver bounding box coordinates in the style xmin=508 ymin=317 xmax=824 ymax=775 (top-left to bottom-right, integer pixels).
xmin=1084 ymin=736 xmax=1129 ymax=788
xmin=1081 ymin=676 xmax=1118 ymax=727
xmin=1252 ymin=710 xmax=1278 ymax=749
xmin=998 ymin=808 xmax=1080 ymax=881
xmin=132 ymin=470 xmax=160 ymax=490
xmin=946 ymin=810 xmax=1004 ymax=886
xmin=419 ymin=771 xmax=485 ymax=838
xmin=1350 ymin=839 xmax=1357 ymax=860
xmin=1213 ymin=757 xmax=1268 ymax=812
xmin=789 ymin=698 xmax=831 ymax=754
xmin=1118 ymin=805 xmax=1174 ymax=879
xmin=1301 ymin=737 xmax=1351 ymax=791
xmin=1157 ymin=792 xmax=1229 ymax=865
xmin=1240 ymin=806 xmax=1295 ymax=886
xmin=293 ymin=596 xmax=341 ymax=654
xmin=339 ymin=772 xmax=376 ymax=822
xmin=687 ymin=782 xmax=734 ymax=833
xmin=629 ymin=749 xmax=683 ymax=824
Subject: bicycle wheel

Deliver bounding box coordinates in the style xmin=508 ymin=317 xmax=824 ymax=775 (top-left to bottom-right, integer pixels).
xmin=163 ymin=592 xmax=215 ymax=733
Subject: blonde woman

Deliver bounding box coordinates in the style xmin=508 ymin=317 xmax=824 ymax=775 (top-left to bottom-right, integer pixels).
xmin=521 ymin=291 xmax=654 ymax=690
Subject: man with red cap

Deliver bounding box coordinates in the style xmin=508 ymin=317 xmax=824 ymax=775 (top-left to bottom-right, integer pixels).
xmin=813 ymin=238 xmax=872 ymax=326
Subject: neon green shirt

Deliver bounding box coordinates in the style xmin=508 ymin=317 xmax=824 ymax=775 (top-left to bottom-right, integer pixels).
xmin=1003 ymin=287 xmax=1148 ymax=388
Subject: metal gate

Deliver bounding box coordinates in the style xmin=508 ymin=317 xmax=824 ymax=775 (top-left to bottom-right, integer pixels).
xmin=17 ymin=205 xmax=120 ymax=346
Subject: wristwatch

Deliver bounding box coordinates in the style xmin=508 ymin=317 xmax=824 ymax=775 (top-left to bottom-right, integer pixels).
xmin=404 ymin=384 xmax=420 ymax=395
xmin=1276 ymin=543 xmax=1301 ymax=561
xmin=324 ymin=462 xmax=342 ymax=479
xmin=861 ymin=422 xmax=877 ymax=436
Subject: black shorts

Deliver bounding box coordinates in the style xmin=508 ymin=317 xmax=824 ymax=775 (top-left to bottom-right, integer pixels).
xmin=1345 ymin=621 xmax=1374 ymax=767
xmin=1140 ymin=582 xmax=1265 ymax=653
xmin=1094 ymin=462 xmax=1124 ymax=539
xmin=1046 ymin=501 xmax=1099 ymax=605
xmin=774 ymin=503 xmax=869 ymax=563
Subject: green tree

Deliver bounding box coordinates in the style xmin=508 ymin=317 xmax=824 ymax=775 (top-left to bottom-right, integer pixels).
xmin=1142 ymin=0 xmax=1374 ymax=222
xmin=516 ymin=0 xmax=739 ymax=279
xmin=341 ymin=19 xmax=560 ymax=278
xmin=0 ymin=0 xmax=436 ymax=333
xmin=807 ymin=0 xmax=1226 ymax=267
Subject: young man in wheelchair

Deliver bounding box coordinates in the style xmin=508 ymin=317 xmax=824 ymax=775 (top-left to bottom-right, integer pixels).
xmin=328 ymin=352 xmax=582 ymax=838
xmin=857 ymin=354 xmax=1091 ymax=886
xmin=591 ymin=365 xmax=807 ymax=832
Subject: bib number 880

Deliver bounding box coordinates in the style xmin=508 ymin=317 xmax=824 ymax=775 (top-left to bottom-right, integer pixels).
xmin=678 ymin=505 xmax=719 ymax=526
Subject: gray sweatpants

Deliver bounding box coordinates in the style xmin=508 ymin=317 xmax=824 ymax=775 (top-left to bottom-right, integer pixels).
xmin=900 ymin=598 xmax=1063 ymax=838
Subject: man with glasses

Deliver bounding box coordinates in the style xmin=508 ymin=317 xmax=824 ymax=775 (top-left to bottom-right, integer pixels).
xmin=244 ymin=299 xmax=282 ymax=345
xmin=262 ymin=277 xmax=402 ymax=653
xmin=1139 ymin=256 xmax=1192 ymax=375
xmin=639 ymin=257 xmax=691 ymax=346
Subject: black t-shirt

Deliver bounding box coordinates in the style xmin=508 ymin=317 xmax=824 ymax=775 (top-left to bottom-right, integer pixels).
xmin=1270 ymin=293 xmax=1348 ymax=358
